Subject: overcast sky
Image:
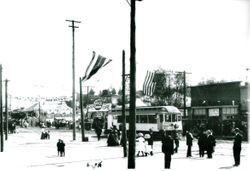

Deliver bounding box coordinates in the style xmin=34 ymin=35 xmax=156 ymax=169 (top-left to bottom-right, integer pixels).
xmin=0 ymin=0 xmax=249 ymax=97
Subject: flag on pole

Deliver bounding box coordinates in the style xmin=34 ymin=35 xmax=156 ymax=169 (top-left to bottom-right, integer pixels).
xmin=143 ymin=71 xmax=156 ymax=96
xmin=82 ymin=51 xmax=112 ymax=81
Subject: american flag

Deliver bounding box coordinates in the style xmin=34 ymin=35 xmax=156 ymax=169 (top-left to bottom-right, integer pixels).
xmin=143 ymin=71 xmax=156 ymax=96
xmin=82 ymin=51 xmax=112 ymax=81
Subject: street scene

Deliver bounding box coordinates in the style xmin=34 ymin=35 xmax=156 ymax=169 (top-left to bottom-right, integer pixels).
xmin=0 ymin=0 xmax=250 ymax=170
xmin=0 ymin=127 xmax=249 ymax=170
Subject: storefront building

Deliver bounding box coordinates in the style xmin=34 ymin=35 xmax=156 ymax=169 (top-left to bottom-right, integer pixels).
xmin=190 ymin=81 xmax=249 ymax=139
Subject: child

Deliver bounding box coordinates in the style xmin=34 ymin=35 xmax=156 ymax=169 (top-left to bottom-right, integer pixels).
xmin=136 ymin=132 xmax=145 ymax=156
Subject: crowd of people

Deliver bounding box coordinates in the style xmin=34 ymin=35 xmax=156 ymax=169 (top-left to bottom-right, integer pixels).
xmin=161 ymin=128 xmax=243 ymax=169
xmin=36 ymin=121 xmax=243 ymax=168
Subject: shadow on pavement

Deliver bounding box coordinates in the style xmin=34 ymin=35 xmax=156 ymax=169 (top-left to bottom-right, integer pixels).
xmin=218 ymin=165 xmax=234 ymax=169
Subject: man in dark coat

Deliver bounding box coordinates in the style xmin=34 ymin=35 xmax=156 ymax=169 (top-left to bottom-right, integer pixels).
xmin=162 ymin=131 xmax=174 ymax=169
xmin=233 ymin=128 xmax=242 ymax=166
xmin=186 ymin=130 xmax=193 ymax=157
xmin=57 ymin=139 xmax=61 ymax=156
xmin=198 ymin=130 xmax=207 ymax=157
xmin=206 ymin=130 xmax=216 ymax=159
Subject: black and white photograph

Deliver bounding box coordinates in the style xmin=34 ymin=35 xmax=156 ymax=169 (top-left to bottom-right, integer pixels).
xmin=0 ymin=0 xmax=249 ymax=170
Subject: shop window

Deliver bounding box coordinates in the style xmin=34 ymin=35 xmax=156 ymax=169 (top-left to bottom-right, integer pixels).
xmin=222 ymin=107 xmax=238 ymax=115
xmin=194 ymin=108 xmax=206 ymax=115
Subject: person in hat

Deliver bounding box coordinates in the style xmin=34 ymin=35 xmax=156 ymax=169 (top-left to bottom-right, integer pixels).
xmin=233 ymin=128 xmax=242 ymax=166
xmin=186 ymin=130 xmax=193 ymax=157
xmin=162 ymin=131 xmax=174 ymax=169
xmin=136 ymin=132 xmax=146 ymax=156
xmin=206 ymin=130 xmax=216 ymax=159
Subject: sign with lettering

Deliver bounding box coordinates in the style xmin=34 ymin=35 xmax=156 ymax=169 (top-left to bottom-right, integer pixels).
xmin=208 ymin=108 xmax=219 ymax=117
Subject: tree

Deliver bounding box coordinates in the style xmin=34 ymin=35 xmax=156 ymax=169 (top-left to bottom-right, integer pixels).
xmin=148 ymin=68 xmax=188 ymax=107
xmin=101 ymin=89 xmax=111 ymax=97
xmin=111 ymin=88 xmax=116 ymax=95
xmin=89 ymin=89 xmax=95 ymax=96
xmin=198 ymin=78 xmax=227 ymax=85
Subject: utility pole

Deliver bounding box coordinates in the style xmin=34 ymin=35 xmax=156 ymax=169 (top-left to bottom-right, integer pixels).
xmin=183 ymin=71 xmax=186 ymax=118
xmin=4 ymin=79 xmax=9 ymax=140
xmin=246 ymin=68 xmax=250 ymax=83
xmin=66 ymin=19 xmax=81 ymax=140
xmin=122 ymin=50 xmax=127 ymax=157
xmin=128 ymin=0 xmax=136 ymax=168
xmin=183 ymin=71 xmax=191 ymax=118
xmin=175 ymin=71 xmax=191 ymax=118
xmin=0 ymin=65 xmax=3 ymax=152
xmin=79 ymin=77 xmax=88 ymax=141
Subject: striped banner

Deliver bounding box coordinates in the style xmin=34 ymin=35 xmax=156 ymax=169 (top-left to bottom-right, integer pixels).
xmin=143 ymin=71 xmax=156 ymax=96
xmin=82 ymin=51 xmax=112 ymax=81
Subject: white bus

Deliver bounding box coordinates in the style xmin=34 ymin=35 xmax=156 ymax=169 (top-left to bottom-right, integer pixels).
xmin=107 ymin=106 xmax=183 ymax=134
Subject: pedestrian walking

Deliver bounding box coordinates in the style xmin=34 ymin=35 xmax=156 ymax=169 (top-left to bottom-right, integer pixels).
xmin=233 ymin=128 xmax=242 ymax=166
xmin=136 ymin=132 xmax=146 ymax=157
xmin=60 ymin=140 xmax=65 ymax=157
xmin=95 ymin=125 xmax=102 ymax=141
xmin=198 ymin=130 xmax=207 ymax=157
xmin=56 ymin=139 xmax=66 ymax=157
xmin=40 ymin=128 xmax=46 ymax=139
xmin=162 ymin=131 xmax=174 ymax=169
xmin=186 ymin=130 xmax=193 ymax=157
xmin=93 ymin=118 xmax=103 ymax=141
xmin=172 ymin=130 xmax=180 ymax=153
xmin=57 ymin=139 xmax=61 ymax=156
xmin=206 ymin=130 xmax=216 ymax=159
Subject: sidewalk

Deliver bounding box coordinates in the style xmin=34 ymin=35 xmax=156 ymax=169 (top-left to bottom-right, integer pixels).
xmin=0 ymin=127 xmax=249 ymax=170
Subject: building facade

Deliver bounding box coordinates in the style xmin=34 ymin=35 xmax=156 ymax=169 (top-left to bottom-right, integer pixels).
xmin=190 ymin=81 xmax=249 ymax=139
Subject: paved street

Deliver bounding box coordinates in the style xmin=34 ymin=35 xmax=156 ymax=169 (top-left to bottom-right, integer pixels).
xmin=0 ymin=127 xmax=249 ymax=170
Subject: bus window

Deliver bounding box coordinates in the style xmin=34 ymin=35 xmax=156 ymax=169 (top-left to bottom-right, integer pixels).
xmin=136 ymin=115 xmax=140 ymax=123
xmin=165 ymin=114 xmax=171 ymax=122
xmin=177 ymin=115 xmax=182 ymax=121
xmin=148 ymin=115 xmax=157 ymax=123
xmin=172 ymin=114 xmax=176 ymax=122
xmin=140 ymin=115 xmax=148 ymax=123
xmin=118 ymin=115 xmax=129 ymax=123
xmin=118 ymin=115 xmax=122 ymax=123
xmin=159 ymin=114 xmax=163 ymax=123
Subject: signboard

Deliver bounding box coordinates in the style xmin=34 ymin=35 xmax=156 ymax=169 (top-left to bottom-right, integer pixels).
xmin=208 ymin=108 xmax=219 ymax=117
xmin=94 ymin=99 xmax=103 ymax=110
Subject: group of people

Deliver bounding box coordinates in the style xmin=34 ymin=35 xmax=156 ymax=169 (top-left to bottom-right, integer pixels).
xmin=107 ymin=125 xmax=120 ymax=146
xmin=186 ymin=129 xmax=216 ymax=159
xmin=161 ymin=128 xmax=243 ymax=169
xmin=197 ymin=129 xmax=216 ymax=158
xmin=136 ymin=129 xmax=154 ymax=157
xmin=40 ymin=129 xmax=50 ymax=139
xmin=57 ymin=139 xmax=66 ymax=157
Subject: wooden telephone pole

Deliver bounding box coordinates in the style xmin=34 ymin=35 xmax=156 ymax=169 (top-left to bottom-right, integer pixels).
xmin=66 ymin=19 xmax=81 ymax=140
xmin=0 ymin=65 xmax=3 ymax=152
xmin=4 ymin=79 xmax=9 ymax=140
xmin=122 ymin=50 xmax=127 ymax=157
